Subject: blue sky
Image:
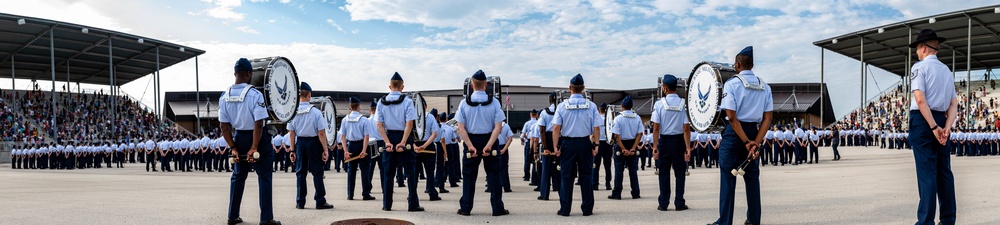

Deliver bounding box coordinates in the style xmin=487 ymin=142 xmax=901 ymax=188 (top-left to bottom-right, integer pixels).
xmin=1 ymin=0 xmax=997 ymax=118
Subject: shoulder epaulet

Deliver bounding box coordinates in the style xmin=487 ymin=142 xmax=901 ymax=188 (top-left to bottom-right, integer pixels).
xmin=563 ymin=101 xmax=590 ymax=110
xmin=661 ymin=98 xmax=684 ymax=111
xmin=225 ymin=85 xmax=255 ymax=102
xmin=731 ymin=75 xmax=765 ymax=90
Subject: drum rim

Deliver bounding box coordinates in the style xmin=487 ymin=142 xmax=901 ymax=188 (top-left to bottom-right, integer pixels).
xmin=252 ymin=56 xmax=299 ymax=124
xmin=411 ymin=92 xmax=427 ymax=141
xmin=310 ymin=96 xmax=337 ymax=145
xmin=686 ymin=62 xmax=724 ymax=132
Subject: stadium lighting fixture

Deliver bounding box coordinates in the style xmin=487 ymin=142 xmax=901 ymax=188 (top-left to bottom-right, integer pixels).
xmin=179 ymin=47 xmax=185 ymax=52
xmin=878 ymin=28 xmax=884 ymax=33
xmin=832 ymin=39 xmax=838 ymax=44
xmin=81 ymin=28 xmax=88 ymax=34
xmin=929 ymin=18 xmax=936 ymax=23
xmin=137 ymin=38 xmax=144 ymax=44
xmin=17 ymin=19 xmax=25 ymax=25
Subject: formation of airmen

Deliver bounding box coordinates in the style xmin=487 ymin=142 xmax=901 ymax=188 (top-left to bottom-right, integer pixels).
xmin=8 ymin=135 xmax=234 ymax=172
xmin=10 ymin=34 xmax=983 ymax=225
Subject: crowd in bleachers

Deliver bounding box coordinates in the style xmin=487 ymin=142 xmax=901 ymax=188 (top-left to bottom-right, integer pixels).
xmin=840 ymin=80 xmax=999 ymax=133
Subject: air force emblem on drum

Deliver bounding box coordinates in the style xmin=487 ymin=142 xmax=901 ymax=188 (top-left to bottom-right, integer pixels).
xmin=276 ymin=77 xmax=289 ymax=100
xmin=687 ymin=62 xmax=726 ymax=132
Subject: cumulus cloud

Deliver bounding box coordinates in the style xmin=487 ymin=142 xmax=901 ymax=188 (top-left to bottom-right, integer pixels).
xmin=235 ymin=26 xmax=260 ymax=34
xmin=325 ymin=19 xmax=344 ymax=32
xmin=204 ymin=0 xmax=245 ymax=22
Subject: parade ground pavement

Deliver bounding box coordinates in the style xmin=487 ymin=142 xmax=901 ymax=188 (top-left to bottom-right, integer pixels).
xmin=2 ymin=144 xmax=999 ymax=225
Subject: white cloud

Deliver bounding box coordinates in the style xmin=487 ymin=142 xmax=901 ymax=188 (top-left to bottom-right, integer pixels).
xmin=325 ymin=19 xmax=344 ymax=32
xmin=279 ymin=0 xmax=293 ymax=4
xmin=235 ymin=26 xmax=260 ymax=34
xmin=204 ymin=0 xmax=245 ymax=22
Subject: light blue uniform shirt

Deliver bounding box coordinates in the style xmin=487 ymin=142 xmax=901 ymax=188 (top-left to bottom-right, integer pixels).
xmin=783 ymin=130 xmax=794 ymax=142
xmin=909 ymin=55 xmax=956 ymax=111
xmin=521 ymin=119 xmax=537 ymax=139
xmin=218 ymin=83 xmax=269 ymax=130
xmin=719 ymin=70 xmax=773 ymax=123
xmin=794 ymin=128 xmax=806 ymax=141
xmin=339 ymin=111 xmax=370 ymax=142
xmin=419 ymin=113 xmax=439 ymax=142
xmin=366 ymin=115 xmax=383 ymax=141
xmin=179 ymin=139 xmax=190 ymax=152
xmin=612 ymin=110 xmax=644 ymax=140
xmin=809 ymin=131 xmax=820 ymax=141
xmin=271 ymin=135 xmax=283 ymax=147
xmin=538 ymin=104 xmax=556 ymax=132
xmin=375 ymin=92 xmax=417 ymax=131
xmin=439 ymin=123 xmax=457 ymax=144
xmin=765 ymin=130 xmax=774 ymax=140
xmin=598 ymin=113 xmax=607 ymax=141
xmin=552 ymin=94 xmax=601 ymax=138
xmin=287 ymin=102 xmax=327 ymax=137
xmin=527 ymin=123 xmax=541 ymax=139
xmin=651 ymin=94 xmax=689 ymax=135
xmin=498 ymin=123 xmax=513 ymax=145
xmin=455 ymin=91 xmax=505 ymax=135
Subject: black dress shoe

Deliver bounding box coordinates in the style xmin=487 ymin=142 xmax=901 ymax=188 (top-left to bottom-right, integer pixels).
xmin=260 ymin=220 xmax=281 ymax=225
xmin=363 ymin=196 xmax=376 ymax=201
xmin=504 ymin=189 xmax=513 ymax=193
xmin=429 ymin=196 xmax=442 ymax=201
xmin=492 ymin=209 xmax=510 ymax=216
xmin=398 ymin=183 xmax=406 ymax=187
xmin=582 ymin=211 xmax=593 ymax=216
xmin=537 ymin=196 xmax=548 ymax=201
xmin=605 ymin=185 xmax=611 ymax=190
xmin=533 ymin=187 xmax=540 ymax=191
xmin=632 ymin=195 xmax=641 ymax=199
xmin=317 ymin=203 xmax=334 ymax=209
xmin=408 ymin=207 xmax=425 ymax=212
xmin=227 ymin=217 xmax=243 ymax=225
xmin=382 ymin=207 xmax=391 ymax=211
xmin=607 ymin=195 xmax=621 ymax=200
xmin=744 ymin=220 xmax=754 ymax=225
xmin=439 ymin=189 xmax=450 ymax=193
xmin=676 ymin=205 xmax=689 ymax=211
xmin=656 ymin=206 xmax=668 ymax=211
xmin=450 ymin=184 xmax=459 ymax=188
xmin=295 ymin=205 xmax=304 ymax=209
xmin=457 ymin=209 xmax=471 ymax=216
xmin=348 ymin=197 xmax=355 ymax=200
xmin=557 ymin=211 xmax=569 ymax=216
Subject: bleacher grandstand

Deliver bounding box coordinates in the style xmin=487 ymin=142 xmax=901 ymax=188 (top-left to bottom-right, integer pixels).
xmin=837 ymin=79 xmax=998 ymax=131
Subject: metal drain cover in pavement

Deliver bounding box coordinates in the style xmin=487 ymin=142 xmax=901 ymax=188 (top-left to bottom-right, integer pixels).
xmin=331 ymin=218 xmax=414 ymax=225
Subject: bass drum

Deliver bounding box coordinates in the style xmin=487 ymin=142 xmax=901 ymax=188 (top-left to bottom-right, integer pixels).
xmin=309 ymin=96 xmax=338 ymax=145
xmin=409 ymin=92 xmax=427 ymax=142
xmin=686 ymin=61 xmax=736 ymax=132
xmin=249 ymin=57 xmax=300 ymax=124
xmin=604 ymin=104 xmax=621 ymax=144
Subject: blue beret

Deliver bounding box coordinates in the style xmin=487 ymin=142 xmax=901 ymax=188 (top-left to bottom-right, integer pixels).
xmin=391 ymin=72 xmax=403 ymax=81
xmin=530 ymin=109 xmax=538 ymax=114
xmin=439 ymin=112 xmax=448 ymax=119
xmin=429 ymin=108 xmax=438 ymax=116
xmin=349 ymin=96 xmax=360 ymax=104
xmin=472 ymin=70 xmax=487 ymax=81
xmin=300 ymin=82 xmax=312 ymax=92
xmin=662 ymin=74 xmax=678 ymax=89
xmin=738 ymin=46 xmax=753 ymax=58
xmin=234 ymin=58 xmax=252 ymax=72
xmin=370 ymin=101 xmax=378 ymax=108
xmin=622 ymin=95 xmax=633 ymax=108
xmin=570 ymin=74 xmax=584 ymax=85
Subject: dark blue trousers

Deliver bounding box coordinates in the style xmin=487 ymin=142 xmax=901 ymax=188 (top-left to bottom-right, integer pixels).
xmin=228 ymin=130 xmax=275 ymax=222
xmin=381 ymin=130 xmax=419 ymax=210
xmin=592 ymin=142 xmax=613 ymax=188
xmin=295 ymin=137 xmax=328 ymax=207
xmin=346 ymin=140 xmax=373 ymax=199
xmin=523 ymin=143 xmax=533 ymax=180
xmin=715 ymin=122 xmax=761 ymax=225
xmin=538 ymin=153 xmax=561 ymax=199
xmin=416 ymin=141 xmax=439 ymax=198
xmin=446 ymin=143 xmax=460 ymax=186
xmin=908 ymin=110 xmax=956 ymax=225
xmin=435 ymin=143 xmax=448 ymax=189
xmin=657 ymin=135 xmax=687 ymax=209
xmin=611 ymin=140 xmax=639 ymax=198
xmin=459 ymin=134 xmax=505 ymax=213
xmin=557 ymin=138 xmax=595 ymax=215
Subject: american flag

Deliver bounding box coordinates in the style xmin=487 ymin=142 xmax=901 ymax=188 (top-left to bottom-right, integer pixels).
xmin=505 ymin=95 xmax=511 ymax=109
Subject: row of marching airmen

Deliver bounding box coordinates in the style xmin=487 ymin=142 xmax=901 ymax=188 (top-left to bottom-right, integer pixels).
xmin=219 ymin=46 xmax=771 ymax=225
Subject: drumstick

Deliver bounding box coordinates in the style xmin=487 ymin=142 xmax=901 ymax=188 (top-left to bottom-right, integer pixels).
xmin=344 ymin=154 xmax=365 ymax=163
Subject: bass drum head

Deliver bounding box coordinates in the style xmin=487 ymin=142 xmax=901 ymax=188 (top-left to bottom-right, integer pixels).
xmin=411 ymin=92 xmax=427 ymax=141
xmin=604 ymin=105 xmax=620 ymax=144
xmin=310 ymin=96 xmax=337 ymax=145
xmin=686 ymin=62 xmax=725 ymax=132
xmin=250 ymin=57 xmax=299 ymax=123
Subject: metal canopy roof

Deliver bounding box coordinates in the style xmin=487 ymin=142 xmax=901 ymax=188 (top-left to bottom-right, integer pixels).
xmin=814 ymin=5 xmax=1000 ymax=77
xmin=0 ymin=12 xmax=205 ymax=86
